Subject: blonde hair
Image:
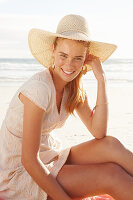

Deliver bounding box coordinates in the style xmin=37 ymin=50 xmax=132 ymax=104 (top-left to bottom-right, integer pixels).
xmin=49 ymin=37 xmax=90 ymax=115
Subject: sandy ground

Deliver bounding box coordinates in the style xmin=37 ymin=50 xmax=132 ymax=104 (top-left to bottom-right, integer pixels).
xmin=0 ymin=83 xmax=133 ymax=153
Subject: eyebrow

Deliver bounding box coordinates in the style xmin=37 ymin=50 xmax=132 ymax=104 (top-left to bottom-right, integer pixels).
xmin=58 ymin=52 xmax=84 ymax=58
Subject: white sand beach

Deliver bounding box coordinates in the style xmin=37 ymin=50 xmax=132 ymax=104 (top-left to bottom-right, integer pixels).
xmin=0 ymin=84 xmax=133 ymax=152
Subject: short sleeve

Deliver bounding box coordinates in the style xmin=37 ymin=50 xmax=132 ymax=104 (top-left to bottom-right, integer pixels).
xmin=19 ymin=79 xmax=51 ymax=111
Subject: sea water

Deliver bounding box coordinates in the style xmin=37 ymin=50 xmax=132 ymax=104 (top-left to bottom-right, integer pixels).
xmin=0 ymin=58 xmax=133 ymax=87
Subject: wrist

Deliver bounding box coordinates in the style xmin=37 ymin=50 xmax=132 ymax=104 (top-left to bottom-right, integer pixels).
xmin=97 ymin=73 xmax=106 ymax=83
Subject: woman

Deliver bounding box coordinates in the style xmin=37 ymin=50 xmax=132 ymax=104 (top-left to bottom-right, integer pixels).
xmin=0 ymin=14 xmax=133 ymax=200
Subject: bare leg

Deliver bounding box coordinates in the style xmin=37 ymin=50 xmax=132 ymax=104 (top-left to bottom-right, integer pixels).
xmin=47 ymin=163 xmax=133 ymax=200
xmin=66 ymin=136 xmax=133 ymax=177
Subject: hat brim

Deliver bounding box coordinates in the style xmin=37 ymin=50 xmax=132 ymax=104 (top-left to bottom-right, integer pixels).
xmin=28 ymin=28 xmax=117 ymax=72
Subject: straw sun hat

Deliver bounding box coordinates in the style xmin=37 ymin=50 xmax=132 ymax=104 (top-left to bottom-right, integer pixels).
xmin=28 ymin=14 xmax=117 ymax=72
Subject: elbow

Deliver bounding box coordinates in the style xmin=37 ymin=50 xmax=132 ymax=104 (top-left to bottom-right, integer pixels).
xmin=21 ymin=153 xmax=29 ymax=166
xmin=21 ymin=154 xmax=38 ymax=169
xmin=91 ymin=129 xmax=107 ymax=139
xmin=21 ymin=154 xmax=26 ymax=166
xmin=21 ymin=157 xmax=28 ymax=168
xmin=21 ymin=157 xmax=24 ymax=166
xmin=21 ymin=156 xmax=29 ymax=169
xmin=90 ymin=121 xmax=108 ymax=139
xmin=94 ymin=134 xmax=106 ymax=139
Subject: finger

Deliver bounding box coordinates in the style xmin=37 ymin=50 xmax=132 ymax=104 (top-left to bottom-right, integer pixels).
xmin=88 ymin=54 xmax=98 ymax=59
xmin=86 ymin=55 xmax=99 ymax=63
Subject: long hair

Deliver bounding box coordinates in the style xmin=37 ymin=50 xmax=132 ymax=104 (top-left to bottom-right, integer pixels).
xmin=49 ymin=37 xmax=90 ymax=115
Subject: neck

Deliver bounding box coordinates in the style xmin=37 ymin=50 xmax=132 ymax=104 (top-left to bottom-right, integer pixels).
xmin=50 ymin=69 xmax=67 ymax=93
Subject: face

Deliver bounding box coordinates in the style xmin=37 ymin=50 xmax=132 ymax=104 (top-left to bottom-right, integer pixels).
xmin=52 ymin=38 xmax=87 ymax=83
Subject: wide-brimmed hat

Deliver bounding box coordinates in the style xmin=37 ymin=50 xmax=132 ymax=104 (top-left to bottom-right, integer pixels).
xmin=28 ymin=14 xmax=117 ymax=72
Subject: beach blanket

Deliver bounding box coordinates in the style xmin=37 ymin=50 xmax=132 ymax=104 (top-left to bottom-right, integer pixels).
xmin=73 ymin=194 xmax=114 ymax=200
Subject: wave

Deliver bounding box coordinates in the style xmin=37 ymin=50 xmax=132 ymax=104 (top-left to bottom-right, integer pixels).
xmin=0 ymin=58 xmax=133 ymax=86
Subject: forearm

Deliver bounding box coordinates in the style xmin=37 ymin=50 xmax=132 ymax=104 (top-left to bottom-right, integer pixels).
xmin=91 ymin=75 xmax=108 ymax=138
xmin=22 ymin=157 xmax=71 ymax=200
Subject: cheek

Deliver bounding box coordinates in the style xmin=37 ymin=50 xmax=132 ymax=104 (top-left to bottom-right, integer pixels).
xmin=55 ymin=57 xmax=64 ymax=67
xmin=75 ymin=61 xmax=84 ymax=70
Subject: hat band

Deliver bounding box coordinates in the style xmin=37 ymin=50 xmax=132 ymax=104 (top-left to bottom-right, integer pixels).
xmin=57 ymin=30 xmax=90 ymax=40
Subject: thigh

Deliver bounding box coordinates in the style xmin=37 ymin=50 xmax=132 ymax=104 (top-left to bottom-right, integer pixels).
xmin=65 ymin=135 xmax=121 ymax=165
xmin=54 ymin=162 xmax=120 ymax=199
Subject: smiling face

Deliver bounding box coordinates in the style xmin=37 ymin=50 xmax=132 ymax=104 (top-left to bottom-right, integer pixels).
xmin=52 ymin=38 xmax=88 ymax=84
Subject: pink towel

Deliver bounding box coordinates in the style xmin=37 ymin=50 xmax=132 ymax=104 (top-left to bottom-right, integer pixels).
xmin=73 ymin=194 xmax=114 ymax=200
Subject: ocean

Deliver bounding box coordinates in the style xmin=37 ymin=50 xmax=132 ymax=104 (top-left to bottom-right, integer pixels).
xmin=0 ymin=58 xmax=133 ymax=87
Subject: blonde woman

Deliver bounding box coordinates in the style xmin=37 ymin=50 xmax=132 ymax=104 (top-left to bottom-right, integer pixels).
xmin=0 ymin=14 xmax=133 ymax=200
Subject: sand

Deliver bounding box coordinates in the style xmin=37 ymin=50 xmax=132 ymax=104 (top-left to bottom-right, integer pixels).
xmin=0 ymin=84 xmax=133 ymax=152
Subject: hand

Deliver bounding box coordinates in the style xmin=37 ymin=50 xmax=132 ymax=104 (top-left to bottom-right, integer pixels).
xmin=84 ymin=54 xmax=106 ymax=82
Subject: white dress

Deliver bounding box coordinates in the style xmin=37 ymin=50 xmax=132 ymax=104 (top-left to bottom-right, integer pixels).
xmin=0 ymin=68 xmax=71 ymax=200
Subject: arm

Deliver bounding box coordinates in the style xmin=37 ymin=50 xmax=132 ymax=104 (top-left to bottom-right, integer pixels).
xmin=19 ymin=93 xmax=71 ymax=200
xmin=75 ymin=56 xmax=108 ymax=139
xmin=91 ymin=76 xmax=108 ymax=138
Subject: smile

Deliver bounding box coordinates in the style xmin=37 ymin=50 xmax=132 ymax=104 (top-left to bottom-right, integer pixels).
xmin=61 ymin=68 xmax=75 ymax=75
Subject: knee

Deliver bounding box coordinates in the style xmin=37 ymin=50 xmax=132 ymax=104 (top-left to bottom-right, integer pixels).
xmin=102 ymin=135 xmax=123 ymax=151
xmin=99 ymin=136 xmax=124 ymax=161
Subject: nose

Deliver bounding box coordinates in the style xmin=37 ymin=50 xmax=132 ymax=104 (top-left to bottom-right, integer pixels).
xmin=64 ymin=58 xmax=74 ymax=71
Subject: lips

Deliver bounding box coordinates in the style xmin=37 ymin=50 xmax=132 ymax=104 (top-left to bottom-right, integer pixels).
xmin=61 ymin=68 xmax=75 ymax=75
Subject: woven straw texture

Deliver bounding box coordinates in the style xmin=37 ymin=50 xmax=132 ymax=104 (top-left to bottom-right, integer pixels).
xmin=28 ymin=14 xmax=117 ymax=72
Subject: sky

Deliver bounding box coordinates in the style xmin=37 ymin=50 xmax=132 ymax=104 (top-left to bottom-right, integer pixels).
xmin=0 ymin=0 xmax=133 ymax=59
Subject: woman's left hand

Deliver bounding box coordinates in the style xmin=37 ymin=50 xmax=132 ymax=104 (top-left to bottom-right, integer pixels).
xmin=84 ymin=54 xmax=106 ymax=82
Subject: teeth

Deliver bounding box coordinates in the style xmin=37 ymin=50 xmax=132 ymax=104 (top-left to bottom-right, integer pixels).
xmin=62 ymin=69 xmax=74 ymax=74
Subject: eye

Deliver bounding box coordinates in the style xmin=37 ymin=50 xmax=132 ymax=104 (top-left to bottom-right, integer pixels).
xmin=60 ymin=54 xmax=67 ymax=58
xmin=75 ymin=57 xmax=82 ymax=61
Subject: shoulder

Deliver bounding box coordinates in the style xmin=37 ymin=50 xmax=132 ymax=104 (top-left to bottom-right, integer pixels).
xmin=21 ymin=69 xmax=52 ymax=95
xmin=31 ymin=68 xmax=50 ymax=82
xmin=18 ymin=69 xmax=52 ymax=111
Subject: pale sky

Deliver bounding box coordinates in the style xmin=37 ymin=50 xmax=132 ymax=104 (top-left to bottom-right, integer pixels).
xmin=0 ymin=0 xmax=133 ymax=59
